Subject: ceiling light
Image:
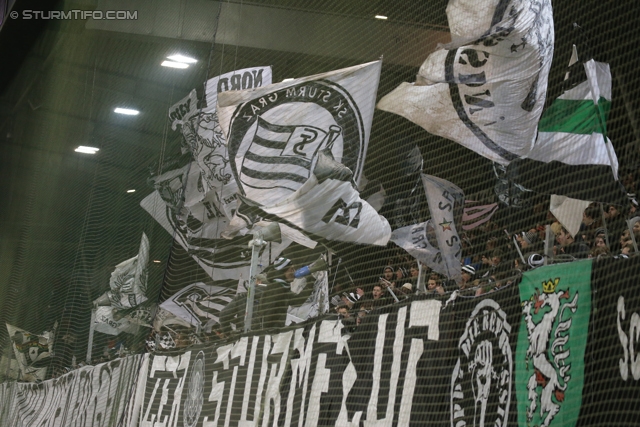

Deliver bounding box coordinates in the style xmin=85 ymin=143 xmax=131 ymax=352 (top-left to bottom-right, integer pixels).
xmin=167 ymin=54 xmax=197 ymax=64
xmin=114 ymin=107 xmax=140 ymax=115
xmin=153 ymin=260 xmax=162 ymax=263
xmin=126 ymin=189 xmax=136 ymax=193
xmin=375 ymin=15 xmax=388 ymax=20
xmin=161 ymin=60 xmax=189 ymax=69
xmin=75 ymin=146 xmax=100 ymax=154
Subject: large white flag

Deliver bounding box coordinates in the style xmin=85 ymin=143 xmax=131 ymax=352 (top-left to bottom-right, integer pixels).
xmin=509 ymin=50 xmax=624 ymax=203
xmin=6 ymin=324 xmax=53 ymax=381
xmin=286 ymin=270 xmax=329 ymax=325
xmin=377 ymin=0 xmax=554 ymax=165
xmin=549 ymin=195 xmax=590 ymax=239
xmin=217 ymin=61 xmax=390 ymax=245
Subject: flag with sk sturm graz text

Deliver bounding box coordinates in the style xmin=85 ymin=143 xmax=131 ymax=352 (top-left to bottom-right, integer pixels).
xmin=377 ymin=0 xmax=554 ymax=165
xmin=515 ymin=260 xmax=591 ymax=427
xmin=217 ymin=61 xmax=390 ymax=245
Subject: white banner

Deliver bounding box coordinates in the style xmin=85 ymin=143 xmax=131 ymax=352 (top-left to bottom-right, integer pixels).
xmin=378 ymin=0 xmax=554 ymax=165
xmin=217 ymin=61 xmax=390 ymax=245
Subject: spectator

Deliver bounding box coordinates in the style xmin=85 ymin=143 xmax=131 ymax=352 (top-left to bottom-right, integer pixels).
xmin=516 ymin=230 xmax=540 ymax=251
xmin=409 ymin=263 xmax=419 ymax=280
xmin=426 ymin=274 xmax=445 ymax=296
xmin=590 ymin=246 xmax=610 ymax=259
xmin=580 ymin=204 xmax=602 ymax=238
xmin=335 ymin=304 xmax=350 ymax=319
xmin=460 ymin=265 xmax=476 ymax=287
xmin=341 ymin=291 xmax=360 ymax=310
xmin=379 ymin=266 xmax=397 ymax=289
xmin=592 ymin=234 xmax=608 ymax=251
xmin=631 ymin=217 xmax=640 ymax=240
xmin=372 ymin=284 xmax=384 ymax=301
xmin=355 ymin=301 xmax=372 ymax=326
xmin=605 ymin=204 xmax=627 ymax=252
xmin=556 ymin=227 xmax=590 ymax=259
xmin=398 ymin=282 xmax=414 ymax=298
xmin=395 ymin=266 xmax=408 ymax=284
xmin=621 ymin=241 xmax=635 ymax=256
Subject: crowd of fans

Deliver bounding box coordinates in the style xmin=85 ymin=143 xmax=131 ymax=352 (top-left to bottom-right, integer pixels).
xmin=46 ymin=178 xmax=640 ymax=365
xmin=329 ymin=188 xmax=640 ymax=329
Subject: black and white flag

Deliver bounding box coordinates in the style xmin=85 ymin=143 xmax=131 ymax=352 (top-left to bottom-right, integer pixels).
xmin=422 ymin=174 xmax=464 ymax=282
xmin=141 ymin=164 xmax=291 ymax=281
xmin=6 ymin=324 xmax=53 ymax=382
xmin=97 ymin=232 xmax=150 ymax=310
xmin=93 ymin=302 xmax=155 ymax=336
xmin=391 ymin=220 xmax=449 ymax=279
xmin=159 ymin=282 xmax=237 ymax=332
xmin=377 ymin=0 xmax=554 ymax=165
xmin=218 ymin=61 xmax=391 ymax=245
xmin=169 ymin=66 xmax=272 ymax=211
xmin=391 ymin=175 xmax=465 ymax=281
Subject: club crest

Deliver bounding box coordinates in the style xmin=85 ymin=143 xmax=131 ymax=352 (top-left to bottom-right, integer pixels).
xmin=521 ymin=278 xmax=578 ymax=427
xmin=183 ymin=351 xmax=205 ymax=427
xmin=226 ymin=80 xmax=365 ymax=205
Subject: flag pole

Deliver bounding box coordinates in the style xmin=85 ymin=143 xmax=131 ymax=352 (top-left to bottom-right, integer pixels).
xmin=544 ymin=225 xmax=553 ymax=265
xmin=244 ymin=234 xmax=265 ymax=333
xmin=86 ymin=308 xmax=96 ymax=364
xmin=627 ymin=219 xmax=639 ymax=253
xmin=599 ymin=203 xmax=611 ymax=248
xmin=417 ymin=263 xmax=425 ymax=294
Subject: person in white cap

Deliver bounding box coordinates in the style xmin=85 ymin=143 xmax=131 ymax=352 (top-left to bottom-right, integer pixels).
xmin=457 ymin=265 xmax=480 ymax=296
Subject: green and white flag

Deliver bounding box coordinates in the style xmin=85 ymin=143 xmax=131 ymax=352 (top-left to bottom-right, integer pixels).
xmin=509 ymin=48 xmax=625 ymax=203
xmin=516 ymin=260 xmax=591 ymax=427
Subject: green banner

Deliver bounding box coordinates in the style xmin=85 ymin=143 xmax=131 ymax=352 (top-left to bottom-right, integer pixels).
xmin=515 ymin=260 xmax=592 ymax=427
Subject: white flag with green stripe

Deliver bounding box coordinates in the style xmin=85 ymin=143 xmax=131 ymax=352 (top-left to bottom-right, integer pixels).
xmin=526 ymin=57 xmax=618 ymax=179
xmin=508 ymin=51 xmax=625 ymax=204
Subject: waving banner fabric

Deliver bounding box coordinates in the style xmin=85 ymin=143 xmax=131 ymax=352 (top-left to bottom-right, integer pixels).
xmin=377 ymin=0 xmax=554 ymax=165
xmin=218 ymin=61 xmax=390 ymax=245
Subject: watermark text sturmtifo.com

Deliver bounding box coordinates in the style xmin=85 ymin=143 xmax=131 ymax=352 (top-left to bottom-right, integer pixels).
xmin=10 ymin=10 xmax=138 ymax=20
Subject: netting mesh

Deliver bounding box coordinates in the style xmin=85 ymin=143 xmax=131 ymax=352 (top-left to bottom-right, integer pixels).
xmin=1 ymin=0 xmax=640 ymax=424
